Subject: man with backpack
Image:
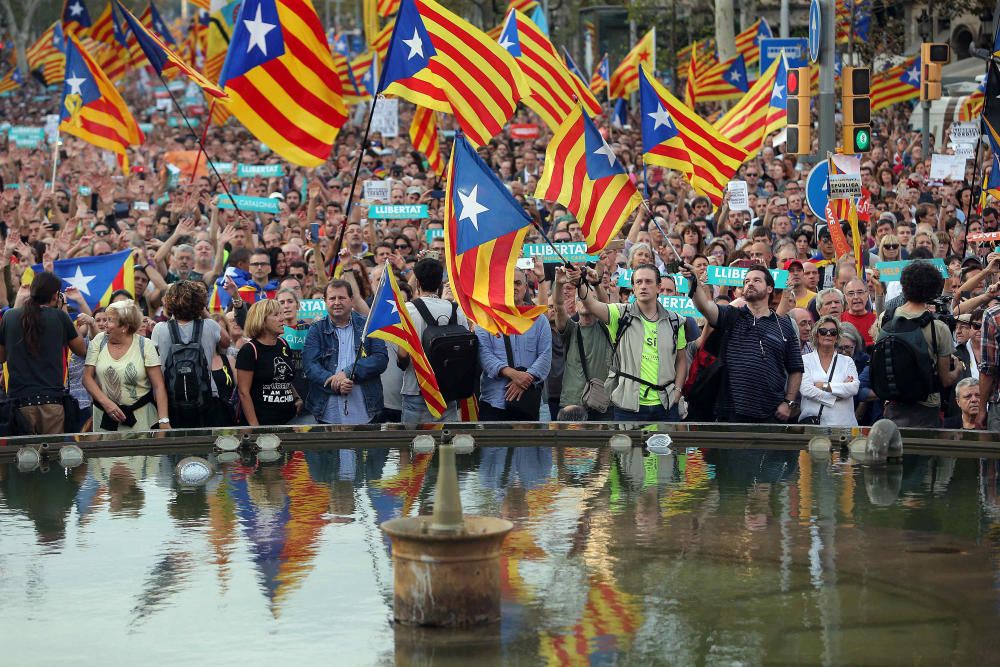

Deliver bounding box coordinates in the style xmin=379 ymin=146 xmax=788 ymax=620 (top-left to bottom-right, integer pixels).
xmin=682 ymin=263 xmax=803 ymax=423
xmin=554 ymin=265 xmax=613 ymax=420
xmin=872 ymin=260 xmax=964 ymax=428
xmin=401 ymin=258 xmax=475 ymax=422
xmin=576 ymin=263 xmax=688 ymax=421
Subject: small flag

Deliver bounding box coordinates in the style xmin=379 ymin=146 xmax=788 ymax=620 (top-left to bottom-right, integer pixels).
xmin=611 ymin=97 xmax=627 ymax=128
xmin=734 ymin=18 xmax=771 ymax=65
xmin=410 ymin=106 xmax=445 ymax=177
xmin=365 ymin=269 xmax=447 ymax=418
xmin=22 ymin=249 xmax=135 ymax=312
xmin=535 ymin=106 xmax=643 ymax=253
xmin=609 ymin=28 xmax=654 ymax=99
xmin=693 ymin=54 xmax=749 ymax=102
xmin=870 ymin=57 xmax=920 ymax=111
xmin=714 ymin=55 xmax=787 ymax=156
xmin=589 ymin=53 xmax=609 ymax=95
xmin=444 ymin=134 xmax=547 ymax=335
xmin=63 ymin=0 xmax=93 ymax=35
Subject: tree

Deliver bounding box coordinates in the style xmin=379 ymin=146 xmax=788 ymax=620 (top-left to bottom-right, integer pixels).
xmin=0 ymin=0 xmax=48 ymax=76
xmin=715 ymin=0 xmax=736 ymax=61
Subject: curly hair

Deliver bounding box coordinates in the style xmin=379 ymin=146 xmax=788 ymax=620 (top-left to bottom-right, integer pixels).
xmin=900 ymin=259 xmax=945 ymax=305
xmin=163 ymin=280 xmax=208 ymax=321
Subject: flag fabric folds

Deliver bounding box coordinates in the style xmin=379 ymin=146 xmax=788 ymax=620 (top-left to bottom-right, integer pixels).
xmin=684 ymin=39 xmax=699 ymax=108
xmin=22 ymin=249 xmax=135 ymax=312
xmin=63 ymin=0 xmax=93 ymax=35
xmin=693 ymin=54 xmax=749 ymax=102
xmin=714 ymin=55 xmax=787 ymax=156
xmin=219 ymin=0 xmax=347 ymax=166
xmin=639 ymin=67 xmax=749 ymax=206
xmin=959 ymin=81 xmax=984 ymax=122
xmin=497 ymin=10 xmax=601 ymax=132
xmin=609 ymin=28 xmax=654 ymax=99
xmin=870 ymin=58 xmax=920 ymax=111
xmin=60 ymin=34 xmax=144 ymax=170
xmin=734 ymin=18 xmax=771 ymax=66
xmin=589 ymin=54 xmax=609 ymax=95
xmin=444 ymin=134 xmax=546 ymax=335
xmin=0 ymin=70 xmax=21 ymax=94
xmin=535 ymin=106 xmax=642 ymax=253
xmin=410 ymin=106 xmax=445 ymax=177
xmin=91 ymin=3 xmax=117 ymax=44
xmin=366 ymin=269 xmax=446 ymax=418
xmin=380 ymin=0 xmax=528 ymax=147
xmin=114 ymin=0 xmax=227 ymax=98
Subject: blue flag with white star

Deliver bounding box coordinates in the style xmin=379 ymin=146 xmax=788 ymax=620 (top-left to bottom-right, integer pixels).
xmin=451 ymin=134 xmax=532 ymax=255
xmin=25 ymin=249 xmax=135 ymax=312
xmin=583 ymin=111 xmax=628 ymax=180
xmin=148 ymin=0 xmax=176 ymax=45
xmin=380 ymin=0 xmax=436 ymax=91
xmin=722 ymin=55 xmax=749 ymax=93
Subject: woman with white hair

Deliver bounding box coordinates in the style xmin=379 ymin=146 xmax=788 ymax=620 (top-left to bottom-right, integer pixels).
xmin=83 ymin=300 xmax=170 ymax=432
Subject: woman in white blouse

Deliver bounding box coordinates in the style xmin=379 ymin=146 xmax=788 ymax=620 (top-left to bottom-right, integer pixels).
xmin=799 ymin=315 xmax=860 ymax=426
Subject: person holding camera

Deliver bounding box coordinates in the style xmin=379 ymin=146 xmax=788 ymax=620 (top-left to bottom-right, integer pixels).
xmin=575 ymin=263 xmax=688 ymax=421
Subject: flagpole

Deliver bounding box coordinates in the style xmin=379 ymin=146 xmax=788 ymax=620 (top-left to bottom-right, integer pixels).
xmin=344 ymin=267 xmax=386 ymax=415
xmin=605 ymin=53 xmax=612 ymax=141
xmin=188 ymin=98 xmax=216 ymax=184
xmin=154 ymin=72 xmax=242 ymax=214
xmin=50 ymin=133 xmax=60 ymax=192
xmin=530 ymin=221 xmax=572 ymax=265
xmin=640 ymin=199 xmax=685 ymax=265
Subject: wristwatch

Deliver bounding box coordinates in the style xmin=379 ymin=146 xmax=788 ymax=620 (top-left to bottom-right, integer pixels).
xmin=784 ymin=399 xmax=799 ymax=409
xmin=158 ymin=417 xmax=171 ymax=425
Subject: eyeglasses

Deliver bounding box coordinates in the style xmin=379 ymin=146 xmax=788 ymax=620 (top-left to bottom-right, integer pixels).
xmin=94 ymin=229 xmax=110 ymax=236
xmin=817 ymin=327 xmax=839 ymax=336
xmin=249 ymin=261 xmax=271 ymax=267
xmin=845 ymin=290 xmax=867 ymax=298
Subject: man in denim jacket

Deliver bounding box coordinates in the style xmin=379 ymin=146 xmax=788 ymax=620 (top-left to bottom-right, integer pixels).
xmin=303 ymin=280 xmax=388 ymax=424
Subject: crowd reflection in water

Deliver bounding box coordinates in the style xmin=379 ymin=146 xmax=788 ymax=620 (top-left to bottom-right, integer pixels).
xmin=3 ymin=445 xmax=1000 ymax=663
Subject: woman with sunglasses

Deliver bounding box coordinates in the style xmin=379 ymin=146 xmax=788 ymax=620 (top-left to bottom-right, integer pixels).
xmin=798 ymin=315 xmax=860 ymax=426
xmin=877 ymin=234 xmax=902 ymax=263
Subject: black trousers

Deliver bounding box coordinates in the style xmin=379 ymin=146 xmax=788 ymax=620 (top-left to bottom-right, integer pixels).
xmin=479 ymin=402 xmax=535 ymax=422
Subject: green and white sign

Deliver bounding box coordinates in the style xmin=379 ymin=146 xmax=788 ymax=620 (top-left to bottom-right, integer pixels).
xmin=237 ymin=163 xmax=285 ymax=178
xmin=658 ymin=296 xmax=702 ymax=318
xmin=875 ymin=258 xmax=947 ymax=282
xmin=10 ymin=126 xmax=44 ymax=148
xmin=282 ymin=326 xmax=307 ymax=351
xmin=425 ymin=228 xmax=444 ymax=243
xmin=216 ymin=195 xmax=280 ymax=213
xmin=522 ymin=242 xmax=599 ymax=264
xmin=368 ymin=204 xmax=428 ymax=219
xmin=296 ymin=298 xmax=327 ymax=322
xmin=209 ymin=161 xmax=234 ymax=174
xmin=706 ymin=265 xmax=789 ymax=289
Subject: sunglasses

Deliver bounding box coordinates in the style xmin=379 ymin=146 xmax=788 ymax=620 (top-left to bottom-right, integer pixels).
xmin=817 ymin=327 xmax=839 ymax=336
xmin=972 ymin=322 xmax=983 ymax=330
xmin=882 ymin=244 xmax=899 ymax=250
xmin=94 ymin=229 xmax=110 ymax=236
xmin=289 ymin=273 xmax=305 ymax=280
xmin=395 ymin=243 xmax=410 ymax=249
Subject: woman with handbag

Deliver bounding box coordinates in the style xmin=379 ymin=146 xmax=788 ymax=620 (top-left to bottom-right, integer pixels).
xmin=83 ymin=300 xmax=171 ymax=432
xmin=799 ymin=315 xmax=860 ymax=426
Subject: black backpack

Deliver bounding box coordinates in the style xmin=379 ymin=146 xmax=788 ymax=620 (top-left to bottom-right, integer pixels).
xmin=412 ymin=298 xmax=479 ymax=401
xmin=163 ymin=319 xmax=212 ymax=426
xmin=870 ymin=307 xmax=939 ymax=403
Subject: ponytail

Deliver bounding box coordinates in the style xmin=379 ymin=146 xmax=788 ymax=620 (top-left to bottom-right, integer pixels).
xmin=22 ymin=272 xmax=62 ymax=355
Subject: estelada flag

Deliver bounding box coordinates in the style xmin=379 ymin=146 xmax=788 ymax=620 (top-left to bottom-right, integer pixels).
xmin=22 ymin=249 xmax=135 ymax=312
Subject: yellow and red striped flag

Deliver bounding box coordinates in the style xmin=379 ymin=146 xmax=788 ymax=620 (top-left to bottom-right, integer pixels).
xmin=219 ymin=0 xmax=347 ymax=166
xmin=444 ymin=134 xmax=547 ymax=335
xmin=371 ymin=20 xmax=394 ymax=60
xmin=535 ymin=106 xmax=643 ymax=253
xmin=639 ymin=67 xmax=748 ymax=206
xmin=684 ymin=39 xmax=699 ymax=108
xmin=114 ymin=0 xmax=226 ymax=98
xmin=204 ymin=0 xmax=238 ymax=126
xmin=871 ymin=58 xmax=920 ymax=111
xmin=377 ymin=0 xmax=400 ymax=17
xmin=589 ymin=54 xmax=609 ymax=95
xmin=380 ymin=0 xmax=528 ymax=148
xmin=410 ymin=106 xmax=445 ymax=177
xmin=734 ymin=18 xmax=771 ymax=66
xmin=609 ymin=28 xmax=654 ymax=99
xmin=959 ymin=83 xmax=985 ymax=122
xmin=60 ymin=34 xmax=144 ymax=171
xmin=365 ymin=269 xmax=447 ymax=419
xmin=90 ymin=3 xmax=117 ymax=45
xmin=497 ymin=10 xmax=601 ymax=132
xmin=509 ymin=0 xmax=539 ymax=12
xmin=0 ymin=70 xmax=21 ymax=95
xmin=693 ymin=53 xmax=749 ymax=102
xmin=714 ymin=55 xmax=787 ymax=156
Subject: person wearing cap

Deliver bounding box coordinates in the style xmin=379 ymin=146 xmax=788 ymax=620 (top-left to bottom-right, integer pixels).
xmin=783 ymin=258 xmax=815 ymax=308
xmin=811 ymin=226 xmax=837 ymax=290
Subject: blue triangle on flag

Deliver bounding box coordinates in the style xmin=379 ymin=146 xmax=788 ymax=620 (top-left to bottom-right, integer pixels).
xmin=381 ymin=0 xmax=435 ymax=90
xmin=582 ymin=111 xmax=627 ymax=180
xmin=498 ymin=11 xmax=521 ymax=57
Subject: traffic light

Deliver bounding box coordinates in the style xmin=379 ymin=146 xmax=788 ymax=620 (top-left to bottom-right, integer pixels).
xmin=920 ymin=42 xmax=950 ymax=103
xmin=841 ymin=67 xmax=871 ymax=153
xmin=786 ymin=66 xmax=811 ymax=155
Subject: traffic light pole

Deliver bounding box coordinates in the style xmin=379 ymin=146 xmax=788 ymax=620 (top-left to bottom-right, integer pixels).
xmin=922 ymin=101 xmax=931 ymax=156
xmin=818 ymin=0 xmax=837 ymax=157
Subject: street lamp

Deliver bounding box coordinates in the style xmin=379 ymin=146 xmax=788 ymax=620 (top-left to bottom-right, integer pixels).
xmin=918 ymin=9 xmax=932 ymax=43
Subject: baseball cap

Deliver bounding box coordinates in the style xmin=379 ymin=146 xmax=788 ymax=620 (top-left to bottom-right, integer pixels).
xmin=268 ymin=192 xmax=284 ymax=200
xmin=406 ymin=186 xmax=421 ymax=195
xmin=782 ymin=258 xmax=803 ymax=271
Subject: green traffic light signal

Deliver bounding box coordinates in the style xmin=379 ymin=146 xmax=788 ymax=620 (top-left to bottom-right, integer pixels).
xmin=855 ymin=127 xmax=870 ymax=151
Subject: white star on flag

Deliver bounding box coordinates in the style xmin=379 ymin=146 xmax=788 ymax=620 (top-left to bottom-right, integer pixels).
xmin=65 ymin=72 xmax=86 ymax=97
xmin=906 ymin=66 xmax=919 ymax=84
xmin=458 ymin=185 xmax=488 ymax=230
xmin=771 ymin=83 xmax=785 ymax=100
xmin=729 ymin=70 xmax=742 ymax=83
xmin=386 ymin=299 xmax=398 ymax=315
xmin=499 ymin=34 xmax=516 ymax=51
xmin=403 ymin=28 xmax=424 ymax=60
xmin=648 ymin=104 xmax=673 ymax=132
xmin=65 ymin=266 xmax=96 ymax=296
xmin=244 ymin=3 xmax=277 ymax=56
xmin=593 ymin=139 xmax=617 ymax=167
xmin=69 ymin=1 xmax=84 ymax=17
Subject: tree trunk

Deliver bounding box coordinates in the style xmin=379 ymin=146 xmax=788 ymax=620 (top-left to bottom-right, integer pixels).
xmin=715 ymin=0 xmax=737 ymax=61
xmin=0 ymin=0 xmax=42 ymax=77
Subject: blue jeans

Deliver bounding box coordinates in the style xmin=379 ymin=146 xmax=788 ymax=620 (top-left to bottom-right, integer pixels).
xmin=401 ymin=394 xmax=458 ymax=423
xmin=613 ymin=403 xmax=679 ymax=422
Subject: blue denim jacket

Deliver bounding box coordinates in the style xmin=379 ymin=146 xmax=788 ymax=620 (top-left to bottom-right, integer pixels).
xmin=303 ymin=312 xmax=388 ymax=421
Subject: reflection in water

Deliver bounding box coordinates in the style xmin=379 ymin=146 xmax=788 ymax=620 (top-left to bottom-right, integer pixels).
xmin=2 ymin=446 xmax=1000 ymax=664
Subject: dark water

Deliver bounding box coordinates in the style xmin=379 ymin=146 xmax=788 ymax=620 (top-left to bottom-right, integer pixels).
xmin=2 ymin=445 xmax=1000 ymax=666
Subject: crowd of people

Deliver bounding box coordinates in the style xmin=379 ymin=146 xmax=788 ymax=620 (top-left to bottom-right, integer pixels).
xmin=0 ymin=78 xmax=996 ymax=435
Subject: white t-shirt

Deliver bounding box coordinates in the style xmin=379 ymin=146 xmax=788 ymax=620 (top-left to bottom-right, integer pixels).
xmin=150 ymin=318 xmax=223 ymax=395
xmin=402 ymin=296 xmax=467 ymax=397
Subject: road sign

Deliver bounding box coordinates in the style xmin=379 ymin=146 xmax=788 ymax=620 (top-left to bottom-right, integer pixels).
xmin=806 ymin=160 xmax=829 ymax=218
xmin=808 ymin=0 xmax=821 ymax=63
xmin=760 ymin=38 xmax=809 ymax=75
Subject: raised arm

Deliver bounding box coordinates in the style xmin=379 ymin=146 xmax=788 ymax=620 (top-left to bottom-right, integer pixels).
xmin=570 ymin=265 xmax=610 ymax=324
xmin=681 ymin=263 xmax=719 ymax=326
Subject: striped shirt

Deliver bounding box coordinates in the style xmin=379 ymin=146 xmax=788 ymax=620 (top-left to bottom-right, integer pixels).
xmin=980 ymin=304 xmax=1000 ymax=403
xmin=715 ymin=305 xmax=804 ymax=420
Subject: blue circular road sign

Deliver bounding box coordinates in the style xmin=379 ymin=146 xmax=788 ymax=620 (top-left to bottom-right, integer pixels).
xmin=806 ymin=160 xmax=829 ymax=218
xmin=808 ymin=0 xmax=821 ymax=63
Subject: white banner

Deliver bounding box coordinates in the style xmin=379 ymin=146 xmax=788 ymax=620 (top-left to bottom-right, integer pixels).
xmin=370 ymin=97 xmax=399 ymax=138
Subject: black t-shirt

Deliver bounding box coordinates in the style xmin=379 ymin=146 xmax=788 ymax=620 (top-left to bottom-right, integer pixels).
xmin=235 ymin=338 xmax=296 ymax=425
xmin=0 ymin=306 xmax=78 ymax=399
